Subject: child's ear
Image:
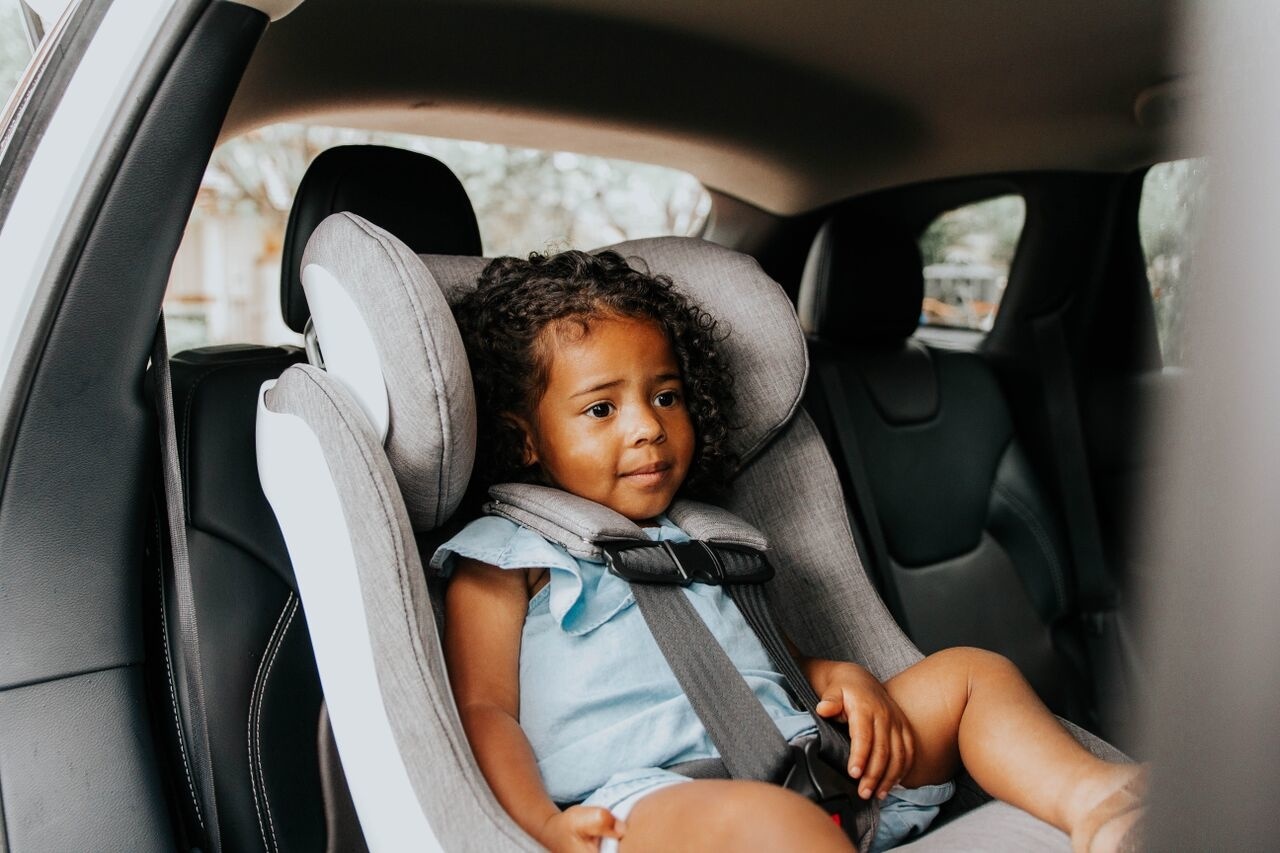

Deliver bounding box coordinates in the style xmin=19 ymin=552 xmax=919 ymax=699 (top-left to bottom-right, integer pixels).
xmin=502 ymin=413 xmax=539 ymax=466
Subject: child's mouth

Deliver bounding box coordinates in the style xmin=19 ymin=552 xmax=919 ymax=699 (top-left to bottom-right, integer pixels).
xmin=620 ymin=460 xmax=672 ymax=486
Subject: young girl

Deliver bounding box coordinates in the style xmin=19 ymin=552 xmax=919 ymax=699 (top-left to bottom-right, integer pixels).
xmin=435 ymin=250 xmax=1144 ymax=853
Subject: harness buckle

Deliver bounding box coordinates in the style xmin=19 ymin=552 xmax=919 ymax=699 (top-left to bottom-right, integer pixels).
xmin=782 ymin=737 xmax=868 ymax=837
xmin=601 ymin=540 xmax=771 ymax=585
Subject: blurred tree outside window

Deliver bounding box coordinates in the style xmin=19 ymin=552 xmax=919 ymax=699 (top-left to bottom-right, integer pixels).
xmin=1139 ymin=158 xmax=1206 ymax=367
xmin=917 ymin=194 xmax=1025 ymax=332
xmin=0 ymin=0 xmax=35 ymax=108
xmin=164 ymin=125 xmax=712 ymax=352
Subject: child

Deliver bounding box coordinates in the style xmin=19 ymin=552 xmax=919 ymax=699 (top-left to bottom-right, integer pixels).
xmin=435 ymin=250 xmax=1144 ymax=853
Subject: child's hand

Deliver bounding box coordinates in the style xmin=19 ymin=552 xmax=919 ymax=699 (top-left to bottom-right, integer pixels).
xmin=536 ymin=805 xmax=626 ymax=852
xmin=813 ymin=662 xmax=916 ymax=801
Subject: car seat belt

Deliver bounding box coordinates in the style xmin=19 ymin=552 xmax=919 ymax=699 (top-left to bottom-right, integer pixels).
xmin=1032 ymin=311 xmax=1130 ymax=731
xmin=1032 ymin=313 xmax=1118 ymax=618
xmin=152 ymin=314 xmax=223 ymax=853
xmin=484 ymin=485 xmax=877 ymax=846
xmin=814 ymin=358 xmax=909 ymax=626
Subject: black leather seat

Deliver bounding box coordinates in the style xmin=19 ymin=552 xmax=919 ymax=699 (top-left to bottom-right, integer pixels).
xmin=800 ymin=213 xmax=1089 ymax=721
xmin=147 ymin=145 xmax=483 ymax=852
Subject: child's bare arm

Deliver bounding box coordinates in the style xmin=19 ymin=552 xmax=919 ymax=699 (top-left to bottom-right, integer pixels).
xmin=444 ymin=557 xmax=560 ymax=833
xmin=444 ymin=557 xmax=623 ymax=850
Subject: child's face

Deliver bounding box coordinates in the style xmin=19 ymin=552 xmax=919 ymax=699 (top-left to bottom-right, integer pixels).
xmin=519 ymin=314 xmax=695 ymax=522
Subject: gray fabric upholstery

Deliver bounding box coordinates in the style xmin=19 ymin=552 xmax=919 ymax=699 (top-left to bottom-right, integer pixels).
xmin=726 ymin=410 xmax=923 ymax=682
xmin=302 ymin=213 xmax=476 ymax=531
xmin=422 ymin=236 xmax=809 ymax=471
xmin=665 ymin=501 xmax=769 ymax=552
xmin=486 ymin=483 xmax=771 ymax=561
xmin=487 ymin=483 xmax=645 ymax=559
xmin=897 ymin=800 xmax=1068 ymax=851
xmin=263 ymin=365 xmax=540 ymax=852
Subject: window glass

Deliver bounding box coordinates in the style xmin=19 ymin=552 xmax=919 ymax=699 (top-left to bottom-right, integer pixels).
xmin=164 ymin=125 xmax=712 ymax=353
xmin=0 ymin=1 xmax=35 ymax=107
xmin=917 ymin=194 xmax=1025 ymax=332
xmin=1139 ymin=158 xmax=1206 ymax=366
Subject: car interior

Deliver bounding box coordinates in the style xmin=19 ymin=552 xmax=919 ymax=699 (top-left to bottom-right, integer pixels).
xmin=0 ymin=0 xmax=1213 ymax=850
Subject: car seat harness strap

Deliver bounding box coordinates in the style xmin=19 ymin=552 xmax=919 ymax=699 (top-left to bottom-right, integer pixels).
xmin=484 ymin=483 xmax=877 ymax=848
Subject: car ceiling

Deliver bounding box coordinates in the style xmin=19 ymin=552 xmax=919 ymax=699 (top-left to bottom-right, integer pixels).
xmin=223 ymin=0 xmax=1184 ymax=215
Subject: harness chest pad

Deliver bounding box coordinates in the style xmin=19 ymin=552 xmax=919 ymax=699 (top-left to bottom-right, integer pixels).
xmin=484 ymin=483 xmax=774 ymax=585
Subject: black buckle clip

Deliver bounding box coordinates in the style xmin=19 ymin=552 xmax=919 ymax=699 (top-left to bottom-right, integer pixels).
xmin=782 ymin=737 xmax=865 ymax=834
xmin=601 ymin=540 xmax=727 ymax=585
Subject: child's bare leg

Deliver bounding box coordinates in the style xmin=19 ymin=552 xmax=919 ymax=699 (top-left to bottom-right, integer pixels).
xmin=885 ymin=647 xmax=1140 ymax=840
xmin=619 ymin=779 xmax=851 ymax=852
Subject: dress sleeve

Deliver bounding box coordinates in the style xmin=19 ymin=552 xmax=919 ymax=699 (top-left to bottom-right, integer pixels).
xmin=430 ymin=515 xmax=640 ymax=635
xmin=429 ymin=516 xmax=580 ymax=578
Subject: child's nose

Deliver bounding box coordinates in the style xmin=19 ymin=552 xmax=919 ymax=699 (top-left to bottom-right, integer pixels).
xmin=628 ymin=406 xmax=666 ymax=444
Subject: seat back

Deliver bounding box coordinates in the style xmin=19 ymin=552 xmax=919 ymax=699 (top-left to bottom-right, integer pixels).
xmin=257 ymin=216 xmax=1119 ymax=850
xmin=149 ymin=146 xmax=482 ymax=852
xmin=799 ymin=213 xmax=1088 ymax=719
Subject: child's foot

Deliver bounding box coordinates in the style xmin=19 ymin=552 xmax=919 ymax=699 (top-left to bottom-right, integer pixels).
xmin=1070 ymin=766 xmax=1147 ymax=853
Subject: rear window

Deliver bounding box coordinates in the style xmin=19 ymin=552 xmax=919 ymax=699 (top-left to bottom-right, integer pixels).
xmin=917 ymin=194 xmax=1026 ymax=333
xmin=164 ymin=125 xmax=712 ymax=352
xmin=1139 ymin=158 xmax=1206 ymax=366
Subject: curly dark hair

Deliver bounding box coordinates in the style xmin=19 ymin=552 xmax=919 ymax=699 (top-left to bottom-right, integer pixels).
xmin=455 ymin=249 xmax=737 ymax=499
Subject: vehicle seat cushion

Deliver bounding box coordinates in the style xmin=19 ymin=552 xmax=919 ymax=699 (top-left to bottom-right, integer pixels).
xmin=799 ymin=212 xmax=924 ymax=345
xmin=421 ymin=236 xmax=809 ymax=469
xmin=300 ymin=212 xmax=476 ymax=530
xmin=281 ymin=145 xmax=483 ymax=333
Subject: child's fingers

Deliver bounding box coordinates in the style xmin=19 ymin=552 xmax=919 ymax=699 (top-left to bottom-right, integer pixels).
xmin=816 ymin=689 xmax=845 ymax=720
xmin=570 ymin=806 xmax=624 ymax=840
xmin=878 ymin=727 xmax=906 ymax=799
xmin=859 ymin=713 xmax=889 ymax=799
xmin=847 ymin=706 xmax=873 ymax=778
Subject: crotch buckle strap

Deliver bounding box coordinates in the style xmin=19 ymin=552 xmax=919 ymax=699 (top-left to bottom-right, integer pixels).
xmin=782 ymin=736 xmax=878 ymax=846
xmin=601 ymin=540 xmax=774 ymax=586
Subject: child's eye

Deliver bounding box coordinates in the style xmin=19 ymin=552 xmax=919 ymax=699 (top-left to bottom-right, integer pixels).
xmin=654 ymin=390 xmax=680 ymax=407
xmin=586 ymin=402 xmax=615 ymax=418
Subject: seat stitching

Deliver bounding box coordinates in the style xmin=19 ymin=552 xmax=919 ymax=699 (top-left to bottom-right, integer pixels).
xmin=991 ymin=483 xmax=1068 ymax=609
xmin=248 ymin=594 xmax=297 ymax=853
xmin=155 ymin=515 xmax=205 ymax=830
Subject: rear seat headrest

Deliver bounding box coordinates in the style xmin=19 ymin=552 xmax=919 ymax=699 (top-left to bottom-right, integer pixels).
xmin=798 ymin=213 xmax=924 ymax=345
xmin=420 ymin=238 xmax=810 ymax=471
xmin=280 ymin=145 xmax=483 ymax=334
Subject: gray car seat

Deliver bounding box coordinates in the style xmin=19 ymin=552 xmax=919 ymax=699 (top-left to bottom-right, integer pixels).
xmin=149 ymin=145 xmax=482 ymax=853
xmin=256 ymin=213 xmax=1124 ymax=851
xmin=798 ymin=212 xmax=1091 ymax=723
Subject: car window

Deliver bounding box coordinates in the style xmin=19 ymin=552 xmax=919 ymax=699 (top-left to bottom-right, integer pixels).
xmin=1139 ymin=158 xmax=1206 ymax=367
xmin=164 ymin=125 xmax=712 ymax=352
xmin=0 ymin=1 xmax=35 ymax=107
xmin=917 ymin=194 xmax=1025 ymax=333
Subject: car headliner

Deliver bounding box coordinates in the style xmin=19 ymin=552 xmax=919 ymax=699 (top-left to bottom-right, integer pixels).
xmin=223 ymin=0 xmax=1185 ymax=215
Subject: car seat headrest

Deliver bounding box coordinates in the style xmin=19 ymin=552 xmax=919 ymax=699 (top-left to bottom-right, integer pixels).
xmin=281 ymin=145 xmax=482 ymax=334
xmin=299 ymin=212 xmax=475 ymax=530
xmin=798 ymin=212 xmax=924 ymax=345
xmin=419 ymin=237 xmax=810 ymax=472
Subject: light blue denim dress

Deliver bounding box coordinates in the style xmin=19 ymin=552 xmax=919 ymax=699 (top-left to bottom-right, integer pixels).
xmin=432 ymin=515 xmax=953 ymax=851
